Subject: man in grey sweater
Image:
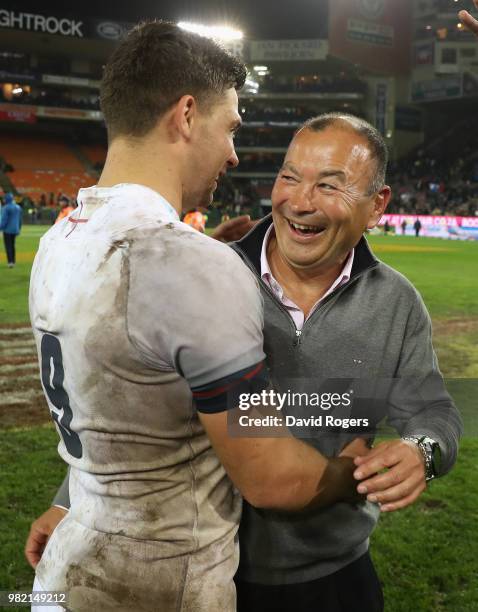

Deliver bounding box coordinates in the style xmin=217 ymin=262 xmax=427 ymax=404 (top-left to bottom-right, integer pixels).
xmin=26 ymin=114 xmax=462 ymax=611
xmin=229 ymin=114 xmax=462 ymax=611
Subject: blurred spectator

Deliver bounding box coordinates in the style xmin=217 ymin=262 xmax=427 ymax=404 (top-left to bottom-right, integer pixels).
xmin=55 ymin=196 xmax=74 ymax=224
xmin=414 ymin=219 xmax=422 ymax=237
xmin=0 ymin=192 xmax=22 ymax=268
xmin=183 ymin=209 xmax=207 ymax=233
xmin=387 ymin=116 xmax=478 ymax=217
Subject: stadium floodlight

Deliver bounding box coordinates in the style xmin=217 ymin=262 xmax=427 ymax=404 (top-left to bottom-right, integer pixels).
xmin=12 ymin=87 xmax=23 ymax=95
xmin=244 ymin=77 xmax=259 ymax=94
xmin=253 ymin=66 xmax=268 ymax=72
xmin=257 ymin=71 xmax=268 ymax=76
xmin=178 ymin=21 xmax=243 ymax=41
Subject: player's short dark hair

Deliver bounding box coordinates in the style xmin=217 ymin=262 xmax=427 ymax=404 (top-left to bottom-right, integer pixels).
xmin=299 ymin=113 xmax=388 ymax=195
xmin=100 ymin=20 xmax=247 ymax=140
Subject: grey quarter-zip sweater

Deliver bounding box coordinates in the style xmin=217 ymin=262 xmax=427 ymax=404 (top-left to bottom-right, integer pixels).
xmin=231 ymin=214 xmax=463 ymax=586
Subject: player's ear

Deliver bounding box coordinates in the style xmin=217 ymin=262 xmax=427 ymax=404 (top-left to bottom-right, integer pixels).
xmin=367 ymin=185 xmax=391 ymax=230
xmin=170 ymin=95 xmax=197 ymax=142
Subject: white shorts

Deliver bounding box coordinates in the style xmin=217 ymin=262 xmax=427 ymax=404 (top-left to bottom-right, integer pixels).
xmin=31 ymin=576 xmax=65 ymax=612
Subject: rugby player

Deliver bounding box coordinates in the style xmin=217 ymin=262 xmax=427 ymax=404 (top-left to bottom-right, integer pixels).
xmin=28 ymin=21 xmax=367 ymax=611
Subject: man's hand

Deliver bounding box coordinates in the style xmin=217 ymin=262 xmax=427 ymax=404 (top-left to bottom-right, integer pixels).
xmin=459 ymin=0 xmax=478 ymax=35
xmin=339 ymin=436 xmax=371 ymax=459
xmin=25 ymin=506 xmax=67 ymax=569
xmin=210 ymin=215 xmax=257 ymax=242
xmin=353 ymin=439 xmax=426 ymax=512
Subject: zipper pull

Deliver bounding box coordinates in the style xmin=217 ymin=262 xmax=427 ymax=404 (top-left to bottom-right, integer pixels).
xmin=293 ymin=329 xmax=302 ymax=346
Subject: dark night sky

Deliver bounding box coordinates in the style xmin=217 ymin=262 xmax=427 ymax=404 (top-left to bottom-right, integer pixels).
xmin=5 ymin=0 xmax=329 ymax=39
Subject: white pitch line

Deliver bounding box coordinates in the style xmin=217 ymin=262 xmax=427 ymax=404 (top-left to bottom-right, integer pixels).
xmin=0 ymin=363 xmax=38 ymax=374
xmin=0 ymin=373 xmax=39 ymax=386
xmin=0 ymin=328 xmax=33 ymax=336
xmin=0 ymin=347 xmax=37 ymax=356
xmin=0 ymin=388 xmax=44 ymax=405
xmin=0 ymin=340 xmax=36 ymax=350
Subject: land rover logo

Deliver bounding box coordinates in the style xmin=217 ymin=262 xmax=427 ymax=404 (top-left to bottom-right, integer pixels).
xmin=358 ymin=0 xmax=385 ymax=20
xmin=97 ymin=21 xmax=123 ymax=40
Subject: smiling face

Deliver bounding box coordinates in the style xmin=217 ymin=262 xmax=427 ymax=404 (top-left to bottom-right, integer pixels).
xmin=183 ymin=88 xmax=242 ymax=211
xmin=271 ymin=125 xmax=390 ymax=275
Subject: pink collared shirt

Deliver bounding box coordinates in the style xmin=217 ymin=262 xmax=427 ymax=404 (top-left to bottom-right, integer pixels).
xmin=260 ymin=223 xmax=354 ymax=330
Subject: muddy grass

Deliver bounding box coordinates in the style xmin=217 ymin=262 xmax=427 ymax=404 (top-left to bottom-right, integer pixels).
xmin=1 ymin=317 xmax=477 ymax=430
xmin=433 ymin=317 xmax=478 ymax=337
xmin=0 ymin=325 xmax=49 ymax=429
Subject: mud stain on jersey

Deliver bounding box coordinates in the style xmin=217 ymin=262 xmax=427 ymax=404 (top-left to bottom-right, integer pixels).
xmin=64 ymin=547 xmax=188 ymax=612
xmin=96 ymin=238 xmax=131 ymax=272
xmin=65 ymin=563 xmax=141 ymax=612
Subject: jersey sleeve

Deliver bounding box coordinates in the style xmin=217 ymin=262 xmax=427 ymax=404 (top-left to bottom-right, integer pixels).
xmin=127 ymin=223 xmax=268 ymax=412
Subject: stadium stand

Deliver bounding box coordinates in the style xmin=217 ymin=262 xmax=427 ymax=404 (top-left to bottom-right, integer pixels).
xmin=0 ymin=134 xmax=95 ymax=202
xmin=81 ymin=144 xmax=107 ymax=169
xmin=387 ymin=116 xmax=478 ymax=216
xmin=1 ymin=1 xmax=477 ymax=220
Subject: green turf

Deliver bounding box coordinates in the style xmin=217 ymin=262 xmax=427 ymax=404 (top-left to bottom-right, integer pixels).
xmin=0 ymin=226 xmax=46 ymax=325
xmin=0 ymin=426 xmax=476 ymax=611
xmin=1 ymin=227 xmax=477 ymax=324
xmin=370 ymin=437 xmax=478 ymax=611
xmin=0 ymin=426 xmax=64 ymax=602
xmin=368 ymin=235 xmax=478 ymax=318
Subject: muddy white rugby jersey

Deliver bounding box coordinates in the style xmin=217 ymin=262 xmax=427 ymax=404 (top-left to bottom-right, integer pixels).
xmin=29 ymin=183 xmax=266 ymax=611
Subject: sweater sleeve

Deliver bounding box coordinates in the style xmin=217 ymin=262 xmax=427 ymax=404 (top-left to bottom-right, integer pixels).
xmin=386 ymin=292 xmax=463 ymax=476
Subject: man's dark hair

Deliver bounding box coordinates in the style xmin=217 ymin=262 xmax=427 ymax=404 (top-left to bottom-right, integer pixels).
xmin=100 ymin=20 xmax=247 ymax=140
xmin=299 ymin=113 xmax=388 ymax=195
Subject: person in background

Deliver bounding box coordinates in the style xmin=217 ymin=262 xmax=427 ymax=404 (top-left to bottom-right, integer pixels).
xmin=183 ymin=207 xmax=207 ymax=232
xmin=0 ymin=192 xmax=22 ymax=268
xmin=54 ymin=197 xmax=74 ymax=224
xmin=414 ymin=218 xmax=422 ymax=238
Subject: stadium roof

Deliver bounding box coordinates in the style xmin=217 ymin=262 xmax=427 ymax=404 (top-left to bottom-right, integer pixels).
xmin=2 ymin=0 xmax=329 ymax=40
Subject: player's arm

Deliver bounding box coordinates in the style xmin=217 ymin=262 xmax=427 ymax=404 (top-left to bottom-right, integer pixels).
xmin=24 ymin=470 xmax=70 ymax=568
xmin=199 ymin=408 xmax=365 ymax=511
xmin=25 ymin=506 xmax=67 ymax=569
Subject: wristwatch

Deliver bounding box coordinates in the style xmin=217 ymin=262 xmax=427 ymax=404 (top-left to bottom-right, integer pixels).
xmin=402 ymin=435 xmax=442 ymax=482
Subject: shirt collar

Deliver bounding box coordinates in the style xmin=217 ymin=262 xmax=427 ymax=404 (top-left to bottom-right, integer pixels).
xmin=78 ymin=183 xmax=180 ymax=222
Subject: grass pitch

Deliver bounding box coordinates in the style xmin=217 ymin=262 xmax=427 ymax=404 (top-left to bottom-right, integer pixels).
xmin=0 ymin=225 xmax=477 ymax=611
